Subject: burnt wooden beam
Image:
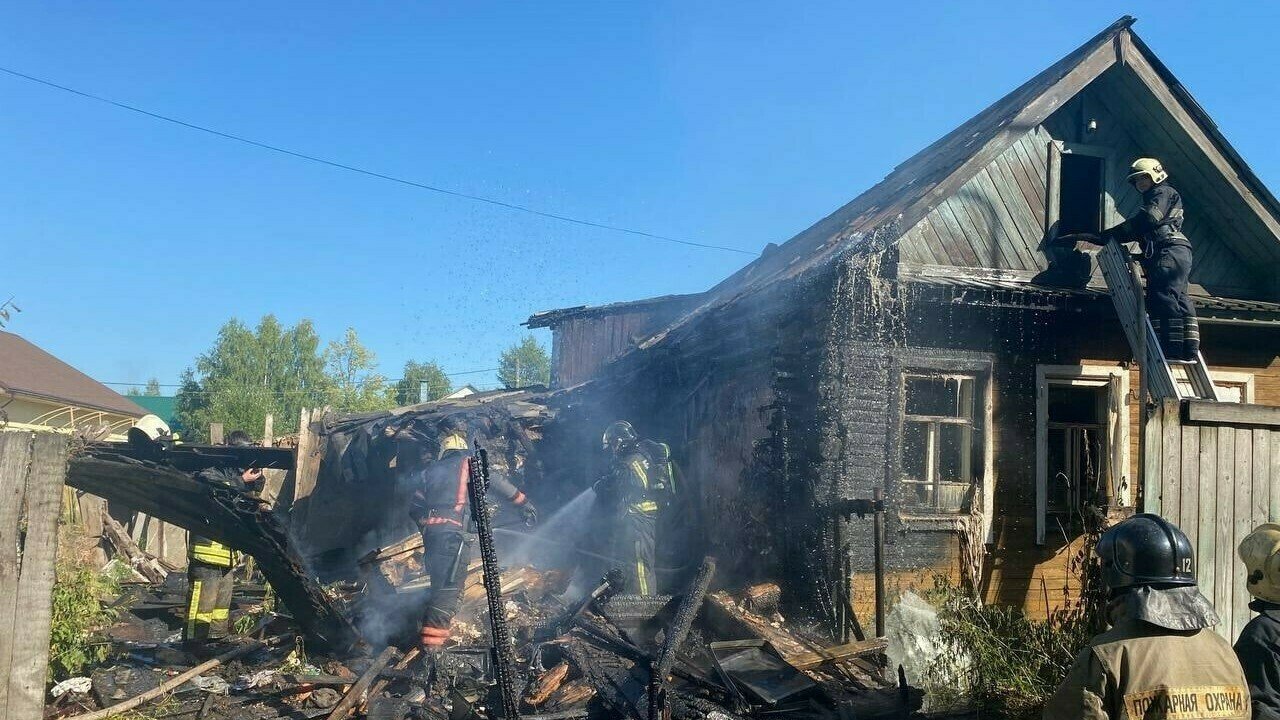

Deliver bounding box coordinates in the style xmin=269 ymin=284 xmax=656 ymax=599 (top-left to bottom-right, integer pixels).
xmin=65 ymin=453 xmax=360 ymax=652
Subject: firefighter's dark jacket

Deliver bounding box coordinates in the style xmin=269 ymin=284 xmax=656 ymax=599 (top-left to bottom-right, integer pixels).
xmin=1234 ymin=600 xmax=1280 ymax=720
xmin=1045 ymin=586 xmax=1249 ymax=720
xmin=1108 ymin=182 xmax=1191 ymax=254
xmin=596 ymin=440 xmax=676 ymax=517
xmin=408 ymin=449 xmax=526 ymax=529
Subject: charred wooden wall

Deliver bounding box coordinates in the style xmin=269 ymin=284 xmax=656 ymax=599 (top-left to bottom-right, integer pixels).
xmin=547 ymin=300 xmax=701 ymax=388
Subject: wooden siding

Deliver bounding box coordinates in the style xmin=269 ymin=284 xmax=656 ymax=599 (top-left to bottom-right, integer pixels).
xmin=898 ymin=68 xmax=1272 ymax=299
xmin=1144 ymin=399 xmax=1280 ymax=640
xmin=551 ymin=310 xmax=676 ymax=388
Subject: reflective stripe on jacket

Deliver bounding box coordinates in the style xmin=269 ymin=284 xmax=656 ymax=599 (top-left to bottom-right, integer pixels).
xmin=190 ymin=537 xmax=234 ymax=567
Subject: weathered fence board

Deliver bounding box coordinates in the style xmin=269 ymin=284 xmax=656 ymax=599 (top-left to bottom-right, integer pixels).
xmin=1147 ymin=400 xmax=1280 ymax=639
xmin=0 ymin=431 xmax=70 ymax=720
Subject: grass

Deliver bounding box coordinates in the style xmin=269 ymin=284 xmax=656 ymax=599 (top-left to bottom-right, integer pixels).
xmin=921 ymin=528 xmax=1107 ymax=719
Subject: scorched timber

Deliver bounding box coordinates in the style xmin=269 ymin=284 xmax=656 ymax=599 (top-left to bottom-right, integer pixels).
xmin=65 ymin=453 xmax=360 ymax=652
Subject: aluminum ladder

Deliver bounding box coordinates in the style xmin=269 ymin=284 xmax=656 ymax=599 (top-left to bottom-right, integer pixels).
xmin=1096 ymin=239 xmax=1219 ymax=401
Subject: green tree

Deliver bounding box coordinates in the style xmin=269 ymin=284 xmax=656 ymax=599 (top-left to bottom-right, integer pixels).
xmin=497 ymin=335 xmax=551 ymax=389
xmin=323 ymin=327 xmax=395 ymax=413
xmin=174 ymin=316 xmax=332 ymax=441
xmin=128 ymin=377 xmax=162 ymax=396
xmin=394 ymin=360 xmax=453 ymax=405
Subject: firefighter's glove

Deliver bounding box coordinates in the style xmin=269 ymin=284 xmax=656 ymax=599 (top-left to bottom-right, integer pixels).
xmin=520 ymin=502 xmax=539 ymax=527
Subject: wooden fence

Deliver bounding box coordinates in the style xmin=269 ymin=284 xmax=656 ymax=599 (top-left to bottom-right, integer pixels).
xmin=1144 ymin=399 xmax=1280 ymax=639
xmin=0 ymin=431 xmax=70 ymax=720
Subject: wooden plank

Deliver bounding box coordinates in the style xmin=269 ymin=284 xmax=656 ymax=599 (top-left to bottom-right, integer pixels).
xmin=1006 ymin=135 xmax=1048 ymax=224
xmin=972 ymin=168 xmax=1040 ymax=271
xmin=1232 ymin=428 xmax=1253 ymax=639
xmin=989 ymin=150 xmax=1049 ymax=260
xmin=7 ymin=432 xmax=68 ymax=720
xmin=1143 ymin=400 xmax=1164 ymax=516
xmin=1162 ymin=402 xmax=1182 ymax=524
xmin=930 ymin=199 xmax=981 ymax=267
xmin=1214 ymin=427 xmax=1235 ymax=641
xmin=1180 ymin=424 xmax=1199 ymax=541
xmin=1197 ymin=425 xmax=1217 ymax=617
xmin=209 ymin=422 xmax=225 ymax=445
xmin=1254 ymin=430 xmax=1271 ymax=529
xmin=1185 ymin=401 xmax=1280 ymax=428
xmin=1271 ymin=428 xmax=1280 ymax=522
xmin=0 ymin=432 xmax=33 ymax=719
xmin=787 ymin=638 xmax=889 ymax=670
xmin=939 ymin=195 xmax=1001 ymax=269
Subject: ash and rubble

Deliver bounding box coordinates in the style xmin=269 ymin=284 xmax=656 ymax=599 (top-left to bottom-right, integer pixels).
xmin=50 ymin=391 xmax=904 ymax=719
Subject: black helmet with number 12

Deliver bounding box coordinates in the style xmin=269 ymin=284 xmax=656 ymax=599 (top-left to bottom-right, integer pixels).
xmin=1096 ymin=513 xmax=1196 ymax=591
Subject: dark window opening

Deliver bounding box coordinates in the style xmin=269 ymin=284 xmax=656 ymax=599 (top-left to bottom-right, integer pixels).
xmin=1058 ymin=153 xmax=1104 ymax=235
xmin=1045 ymin=383 xmax=1109 ymax=537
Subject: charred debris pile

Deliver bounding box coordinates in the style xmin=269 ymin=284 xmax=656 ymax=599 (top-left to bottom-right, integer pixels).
xmin=49 ymin=391 xmax=900 ymax=719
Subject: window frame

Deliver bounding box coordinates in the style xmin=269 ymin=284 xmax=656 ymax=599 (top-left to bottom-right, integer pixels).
xmin=889 ymin=355 xmax=994 ymax=533
xmin=1035 ymin=364 xmax=1131 ymax=546
xmin=1045 ymin=141 xmax=1119 ymax=241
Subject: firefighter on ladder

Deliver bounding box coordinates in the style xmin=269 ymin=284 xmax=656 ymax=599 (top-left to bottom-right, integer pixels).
xmin=594 ymin=420 xmax=677 ymax=596
xmin=1096 ymin=158 xmax=1201 ymax=362
xmin=408 ymin=417 xmax=537 ymax=650
xmin=185 ymin=430 xmax=263 ymax=644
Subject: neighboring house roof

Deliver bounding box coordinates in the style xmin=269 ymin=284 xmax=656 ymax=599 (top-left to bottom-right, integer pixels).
xmin=443 ymin=385 xmax=479 ymax=400
xmin=130 ymin=395 xmax=178 ymax=423
xmin=638 ymin=16 xmax=1280 ymax=352
xmin=524 ymin=293 xmax=706 ymax=329
xmin=0 ymin=331 xmax=147 ymax=417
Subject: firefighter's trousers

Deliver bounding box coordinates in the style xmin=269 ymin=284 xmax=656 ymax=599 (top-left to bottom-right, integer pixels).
xmin=1144 ymin=244 xmax=1200 ymax=360
xmin=420 ymin=527 xmax=473 ymax=647
xmin=185 ymin=560 xmax=235 ymax=641
xmin=616 ymin=511 xmax=657 ymax=596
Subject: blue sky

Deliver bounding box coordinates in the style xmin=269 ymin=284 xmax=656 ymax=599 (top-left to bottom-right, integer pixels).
xmin=3 ymin=2 xmax=1277 ymax=391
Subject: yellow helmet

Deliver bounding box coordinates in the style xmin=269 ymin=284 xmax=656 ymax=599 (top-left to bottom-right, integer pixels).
xmin=1238 ymin=523 xmax=1280 ymax=603
xmin=1127 ymin=157 xmax=1168 ymax=185
xmin=439 ymin=431 xmax=468 ymax=457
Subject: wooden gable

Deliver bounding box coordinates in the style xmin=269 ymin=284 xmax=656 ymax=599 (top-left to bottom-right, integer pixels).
xmin=895 ymin=26 xmax=1280 ymax=301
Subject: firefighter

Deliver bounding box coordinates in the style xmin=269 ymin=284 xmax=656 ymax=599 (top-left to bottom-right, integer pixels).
xmin=1235 ymin=524 xmax=1280 ymax=720
xmin=1099 ymin=157 xmax=1200 ymax=362
xmin=408 ymin=417 xmax=537 ymax=650
xmin=185 ymin=430 xmax=263 ymax=644
xmin=1045 ymin=514 xmax=1249 ymax=720
xmin=594 ymin=420 xmax=676 ymax=596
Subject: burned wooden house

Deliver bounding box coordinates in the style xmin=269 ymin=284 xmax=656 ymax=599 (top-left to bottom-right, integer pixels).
xmin=528 ymin=17 xmax=1280 ymax=638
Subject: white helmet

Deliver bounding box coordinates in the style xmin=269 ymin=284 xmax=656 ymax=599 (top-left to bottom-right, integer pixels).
xmin=1239 ymin=523 xmax=1280 ymax=604
xmin=129 ymin=414 xmax=171 ymax=442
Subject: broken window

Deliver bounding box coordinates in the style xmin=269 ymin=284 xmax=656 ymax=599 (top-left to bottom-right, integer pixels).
xmin=1045 ymin=385 xmax=1108 ymax=536
xmin=899 ymin=374 xmax=981 ymax=514
xmin=1057 ymin=153 xmax=1105 ymax=235
xmin=1036 ymin=367 xmax=1130 ymax=545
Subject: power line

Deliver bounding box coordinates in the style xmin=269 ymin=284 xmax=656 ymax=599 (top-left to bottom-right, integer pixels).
xmin=102 ymin=366 xmax=503 ymax=389
xmin=0 ymin=66 xmax=758 ymax=257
